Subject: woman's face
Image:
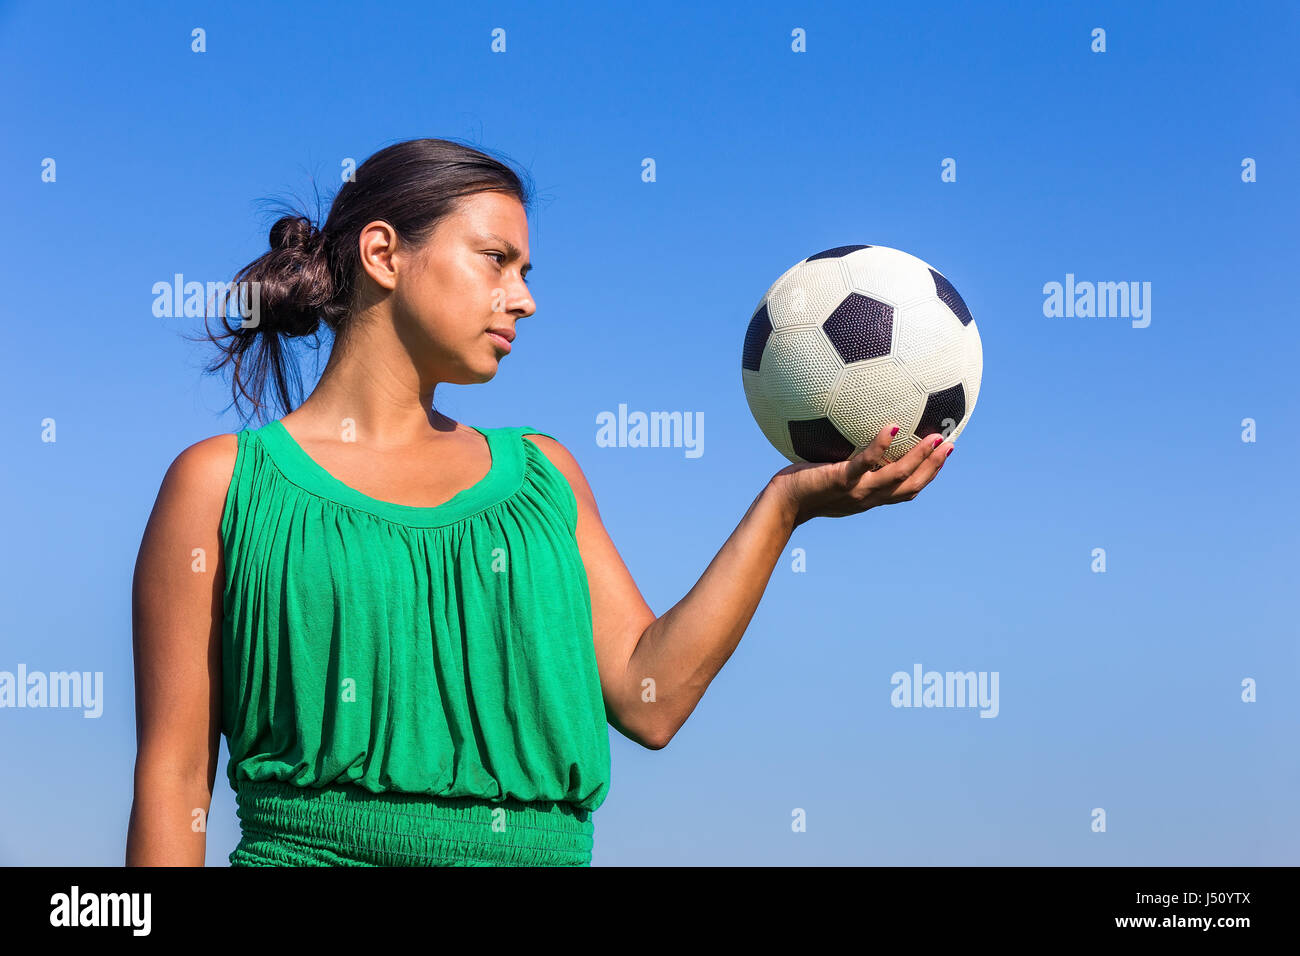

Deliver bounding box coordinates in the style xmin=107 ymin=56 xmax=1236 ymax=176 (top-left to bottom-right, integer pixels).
xmin=387 ymin=190 xmax=535 ymax=385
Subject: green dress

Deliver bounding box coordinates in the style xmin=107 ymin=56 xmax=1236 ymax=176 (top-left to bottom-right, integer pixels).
xmin=219 ymin=420 xmax=611 ymax=866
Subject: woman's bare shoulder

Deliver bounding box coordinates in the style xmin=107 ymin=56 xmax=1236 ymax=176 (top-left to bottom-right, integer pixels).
xmin=168 ymin=433 xmax=240 ymax=486
xmin=147 ymin=433 xmax=241 ymax=519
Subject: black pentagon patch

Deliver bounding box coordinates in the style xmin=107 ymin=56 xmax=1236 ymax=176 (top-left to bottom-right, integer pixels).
xmin=914 ymin=383 xmax=966 ymax=441
xmin=789 ymin=418 xmax=855 ymax=463
xmin=806 ymin=244 xmax=871 ymax=261
xmin=741 ymin=303 xmax=772 ymax=372
xmin=823 ymin=293 xmax=893 ymax=363
xmin=929 ymin=268 xmax=973 ymax=326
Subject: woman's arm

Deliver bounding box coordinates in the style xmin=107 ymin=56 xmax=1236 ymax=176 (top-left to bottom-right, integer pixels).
xmin=125 ymin=435 xmax=237 ymax=866
xmin=527 ymin=425 xmax=951 ymax=749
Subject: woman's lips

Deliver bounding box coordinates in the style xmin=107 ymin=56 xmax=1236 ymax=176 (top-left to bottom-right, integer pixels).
xmin=487 ymin=330 xmax=512 ymax=353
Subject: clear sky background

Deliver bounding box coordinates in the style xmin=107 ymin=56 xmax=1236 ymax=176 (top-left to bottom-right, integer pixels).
xmin=1 ymin=0 xmax=1296 ymax=865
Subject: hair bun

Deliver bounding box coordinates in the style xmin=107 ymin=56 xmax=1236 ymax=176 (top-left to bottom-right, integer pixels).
xmin=280 ymin=310 xmax=322 ymax=338
xmin=269 ymin=215 xmax=325 ymax=255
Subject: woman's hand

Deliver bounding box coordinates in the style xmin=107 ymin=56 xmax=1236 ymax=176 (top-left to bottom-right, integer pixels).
xmin=771 ymin=425 xmax=953 ymax=527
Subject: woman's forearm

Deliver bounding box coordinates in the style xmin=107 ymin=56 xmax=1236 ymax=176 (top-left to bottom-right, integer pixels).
xmin=625 ymin=477 xmax=799 ymax=746
xmin=125 ymin=769 xmax=213 ymax=866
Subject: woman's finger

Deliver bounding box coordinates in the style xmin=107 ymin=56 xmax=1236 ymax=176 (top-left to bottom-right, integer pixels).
xmin=846 ymin=423 xmax=899 ymax=482
xmin=879 ymin=432 xmax=945 ymax=485
xmin=889 ymin=435 xmax=951 ymax=499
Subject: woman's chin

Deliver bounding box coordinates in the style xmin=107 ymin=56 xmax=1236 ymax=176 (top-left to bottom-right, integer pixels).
xmin=464 ymin=359 xmax=501 ymax=384
xmin=433 ymin=354 xmax=500 ymax=385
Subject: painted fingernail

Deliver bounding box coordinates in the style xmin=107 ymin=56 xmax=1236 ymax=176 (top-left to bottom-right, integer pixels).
xmin=946 ymin=446 xmax=954 ymax=458
xmin=932 ymin=437 xmax=942 ymax=448
xmin=890 ymin=426 xmax=900 ymax=437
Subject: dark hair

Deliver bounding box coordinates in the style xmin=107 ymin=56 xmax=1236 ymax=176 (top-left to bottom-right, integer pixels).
xmin=194 ymin=137 xmax=534 ymax=426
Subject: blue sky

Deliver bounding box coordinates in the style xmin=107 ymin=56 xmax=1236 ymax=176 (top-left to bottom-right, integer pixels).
xmin=1 ymin=0 xmax=1296 ymax=865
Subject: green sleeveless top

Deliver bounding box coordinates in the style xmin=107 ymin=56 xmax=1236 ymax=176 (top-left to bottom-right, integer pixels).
xmin=218 ymin=420 xmax=612 ymax=817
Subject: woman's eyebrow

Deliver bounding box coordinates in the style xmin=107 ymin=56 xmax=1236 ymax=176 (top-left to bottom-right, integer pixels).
xmin=482 ymin=232 xmax=532 ymax=276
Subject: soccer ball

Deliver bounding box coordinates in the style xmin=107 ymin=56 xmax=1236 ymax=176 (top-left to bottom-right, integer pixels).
xmin=741 ymin=244 xmax=982 ymax=464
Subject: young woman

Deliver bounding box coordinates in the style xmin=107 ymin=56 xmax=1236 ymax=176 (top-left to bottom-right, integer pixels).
xmin=124 ymin=137 xmax=952 ymax=867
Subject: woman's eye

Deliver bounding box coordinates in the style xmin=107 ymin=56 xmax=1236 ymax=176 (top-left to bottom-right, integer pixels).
xmin=487 ymin=251 xmax=528 ymax=285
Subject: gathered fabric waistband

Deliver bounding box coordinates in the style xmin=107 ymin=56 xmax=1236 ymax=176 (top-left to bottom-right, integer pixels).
xmin=229 ymin=779 xmax=594 ymax=867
